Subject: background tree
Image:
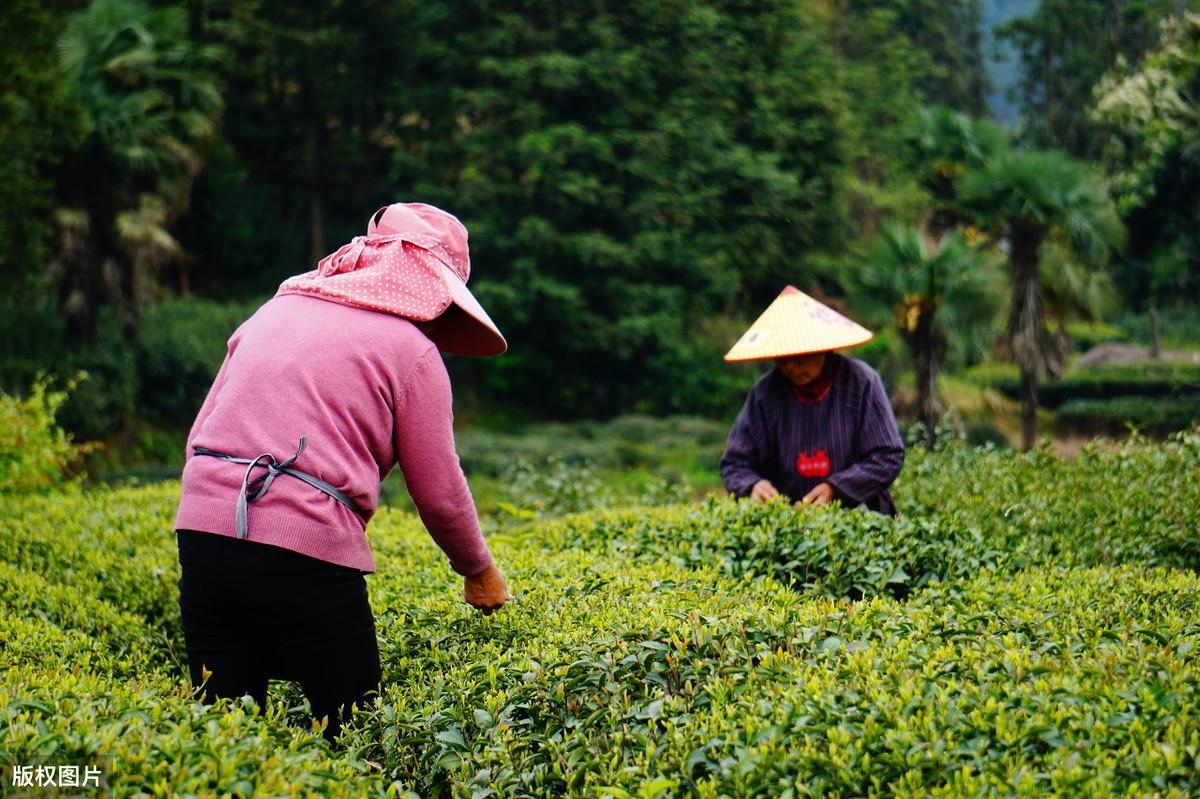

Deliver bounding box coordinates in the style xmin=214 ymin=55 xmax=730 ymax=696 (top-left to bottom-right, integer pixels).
xmin=908 ymin=104 xmax=1009 ymax=237
xmin=54 ymin=0 xmax=223 ymax=344
xmin=847 ymin=0 xmax=991 ymax=115
xmin=1039 ymin=239 xmax=1120 ymax=357
xmin=0 ymin=0 xmax=85 ymax=291
xmin=962 ymin=150 xmax=1126 ymax=448
xmin=383 ymin=0 xmax=852 ymax=418
xmin=1092 ymin=11 xmax=1200 ymax=325
xmin=848 ymin=221 xmax=1001 ymax=445
xmin=997 ymin=0 xmax=1196 ymax=158
xmin=172 ymin=0 xmax=412 ymax=299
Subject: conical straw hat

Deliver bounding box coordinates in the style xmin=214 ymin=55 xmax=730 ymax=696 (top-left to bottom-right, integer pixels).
xmin=724 ymin=286 xmax=873 ymax=362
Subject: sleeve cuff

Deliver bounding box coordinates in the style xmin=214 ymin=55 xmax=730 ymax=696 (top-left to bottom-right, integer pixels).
xmin=825 ymin=474 xmax=861 ymax=505
xmin=452 ymin=552 xmax=495 ymax=578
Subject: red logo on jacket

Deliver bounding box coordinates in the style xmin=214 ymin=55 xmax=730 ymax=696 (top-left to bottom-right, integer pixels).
xmin=796 ymin=450 xmax=831 ymax=478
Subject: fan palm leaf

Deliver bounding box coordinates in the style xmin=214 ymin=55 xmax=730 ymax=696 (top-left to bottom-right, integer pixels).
xmin=849 ymin=220 xmax=1002 ymax=445
xmin=961 ymin=149 xmax=1126 ymax=447
xmin=54 ymin=0 xmax=224 ymax=343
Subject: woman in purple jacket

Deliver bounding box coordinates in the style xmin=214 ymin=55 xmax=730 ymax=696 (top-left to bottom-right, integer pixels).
xmin=719 ymin=287 xmax=905 ymax=515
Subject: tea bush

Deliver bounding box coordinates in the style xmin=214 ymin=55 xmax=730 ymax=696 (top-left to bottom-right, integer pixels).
xmin=0 ymin=668 xmax=388 ymax=797
xmin=3 ymin=433 xmax=1200 ymax=796
xmin=511 ymin=430 xmax=1200 ymax=597
xmin=1064 ymin=320 xmax=1125 ymax=351
xmin=529 ymin=499 xmax=1007 ymax=600
xmin=0 ymin=376 xmax=90 ymax=493
xmin=896 ymin=431 xmax=1200 ymax=570
xmin=348 ymin=557 xmax=1200 ymax=797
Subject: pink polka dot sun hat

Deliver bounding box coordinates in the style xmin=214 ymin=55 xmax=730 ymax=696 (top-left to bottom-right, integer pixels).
xmin=275 ymin=202 xmax=507 ymax=357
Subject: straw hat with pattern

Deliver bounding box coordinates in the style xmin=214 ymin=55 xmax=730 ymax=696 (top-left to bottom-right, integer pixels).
xmin=724 ymin=286 xmax=873 ymax=362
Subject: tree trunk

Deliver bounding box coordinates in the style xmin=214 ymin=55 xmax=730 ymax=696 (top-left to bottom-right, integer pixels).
xmin=178 ymin=259 xmax=191 ymax=297
xmin=306 ymin=121 xmax=325 ymax=264
xmin=1150 ymin=304 xmax=1161 ymax=360
xmin=303 ymin=54 xmax=325 ymax=265
xmin=60 ymin=217 xmax=103 ymax=348
xmin=1020 ymin=368 xmax=1037 ymax=451
xmin=913 ymin=312 xmax=942 ymax=448
xmin=120 ymin=256 xmax=139 ymax=342
xmin=1009 ymin=218 xmax=1047 ymax=450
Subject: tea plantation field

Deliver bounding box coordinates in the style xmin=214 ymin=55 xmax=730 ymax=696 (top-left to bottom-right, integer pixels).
xmin=3 ymin=432 xmax=1200 ymax=797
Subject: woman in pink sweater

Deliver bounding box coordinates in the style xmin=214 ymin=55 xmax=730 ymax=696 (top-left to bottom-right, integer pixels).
xmin=174 ymin=202 xmax=511 ymax=744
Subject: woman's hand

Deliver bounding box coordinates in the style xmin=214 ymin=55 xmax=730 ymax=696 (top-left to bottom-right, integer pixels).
xmin=799 ymin=482 xmax=835 ymax=506
xmin=750 ymin=479 xmax=780 ymax=502
xmin=464 ymin=564 xmax=513 ymax=616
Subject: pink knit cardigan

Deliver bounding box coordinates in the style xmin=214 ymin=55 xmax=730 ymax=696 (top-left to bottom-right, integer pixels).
xmin=173 ymin=293 xmax=494 ymax=576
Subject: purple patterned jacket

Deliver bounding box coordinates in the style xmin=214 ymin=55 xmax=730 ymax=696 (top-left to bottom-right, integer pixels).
xmin=719 ymin=354 xmax=905 ymax=515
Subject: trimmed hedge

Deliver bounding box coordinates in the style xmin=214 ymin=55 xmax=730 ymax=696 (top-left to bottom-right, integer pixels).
xmin=980 ymin=362 xmax=1200 ymax=409
xmin=1057 ymin=395 xmax=1200 ymax=436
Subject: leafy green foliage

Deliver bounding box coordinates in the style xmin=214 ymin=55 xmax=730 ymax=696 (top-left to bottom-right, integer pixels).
xmin=1115 ymin=305 xmax=1200 ymax=350
xmin=1062 ymin=320 xmax=1125 ymax=352
xmin=0 ymin=0 xmax=85 ymax=280
xmin=54 ymin=0 xmax=224 ymax=343
xmin=358 ymin=561 xmax=1200 ymax=797
xmin=0 ymin=376 xmax=91 ymax=493
xmin=5 ymin=434 xmax=1200 ymax=795
xmin=384 ymin=415 xmax=728 ymax=519
xmin=136 ymin=297 xmax=257 ymax=427
xmin=1093 ymin=12 xmax=1200 ymax=305
xmin=906 ymin=104 xmax=1009 ymax=236
xmin=386 ymin=0 xmax=851 ymax=418
xmin=846 ymin=221 xmax=1002 ymax=442
xmin=997 ymin=0 xmax=1189 ymax=158
xmin=961 ymin=147 xmax=1127 ymax=446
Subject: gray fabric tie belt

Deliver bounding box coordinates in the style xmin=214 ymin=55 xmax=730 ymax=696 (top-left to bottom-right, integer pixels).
xmin=192 ymin=436 xmax=366 ymax=540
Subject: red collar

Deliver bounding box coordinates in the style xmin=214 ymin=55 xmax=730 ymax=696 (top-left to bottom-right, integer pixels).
xmin=787 ymin=356 xmax=838 ymax=403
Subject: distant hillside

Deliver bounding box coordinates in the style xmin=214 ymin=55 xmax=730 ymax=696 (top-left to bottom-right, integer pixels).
xmin=982 ymin=0 xmax=1039 ymax=125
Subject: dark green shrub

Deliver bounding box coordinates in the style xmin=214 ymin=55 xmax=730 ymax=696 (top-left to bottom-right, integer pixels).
xmin=965 ymin=421 xmax=1010 ymax=447
xmin=1057 ymin=395 xmax=1200 ymax=435
xmin=1114 ymin=304 xmax=1200 ymax=350
xmin=1064 ymin=320 xmax=1125 ymax=351
xmin=981 ymin=361 xmax=1200 ymax=408
xmin=136 ymin=297 xmax=260 ymax=427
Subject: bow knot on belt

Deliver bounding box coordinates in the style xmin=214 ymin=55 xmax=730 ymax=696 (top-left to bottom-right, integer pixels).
xmin=192 ymin=436 xmax=366 ymax=540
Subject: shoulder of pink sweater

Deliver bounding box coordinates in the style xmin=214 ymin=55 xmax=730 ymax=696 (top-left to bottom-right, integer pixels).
xmin=259 ymin=293 xmax=439 ymax=368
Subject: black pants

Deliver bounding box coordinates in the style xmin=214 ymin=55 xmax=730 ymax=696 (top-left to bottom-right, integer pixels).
xmin=176 ymin=530 xmax=382 ymax=744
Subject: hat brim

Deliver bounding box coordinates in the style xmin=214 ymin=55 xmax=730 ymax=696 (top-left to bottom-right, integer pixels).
xmin=422 ymin=264 xmax=507 ymax=357
xmin=723 ymin=337 xmax=872 ymax=362
xmin=723 ymin=286 xmax=873 ymax=362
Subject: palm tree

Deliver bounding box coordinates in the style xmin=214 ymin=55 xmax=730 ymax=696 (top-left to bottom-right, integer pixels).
xmin=54 ymin=0 xmax=223 ymax=344
xmin=849 ymin=221 xmax=1002 ymax=447
xmin=909 ymin=105 xmax=1009 ymax=238
xmin=961 ymin=150 xmax=1126 ymax=449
